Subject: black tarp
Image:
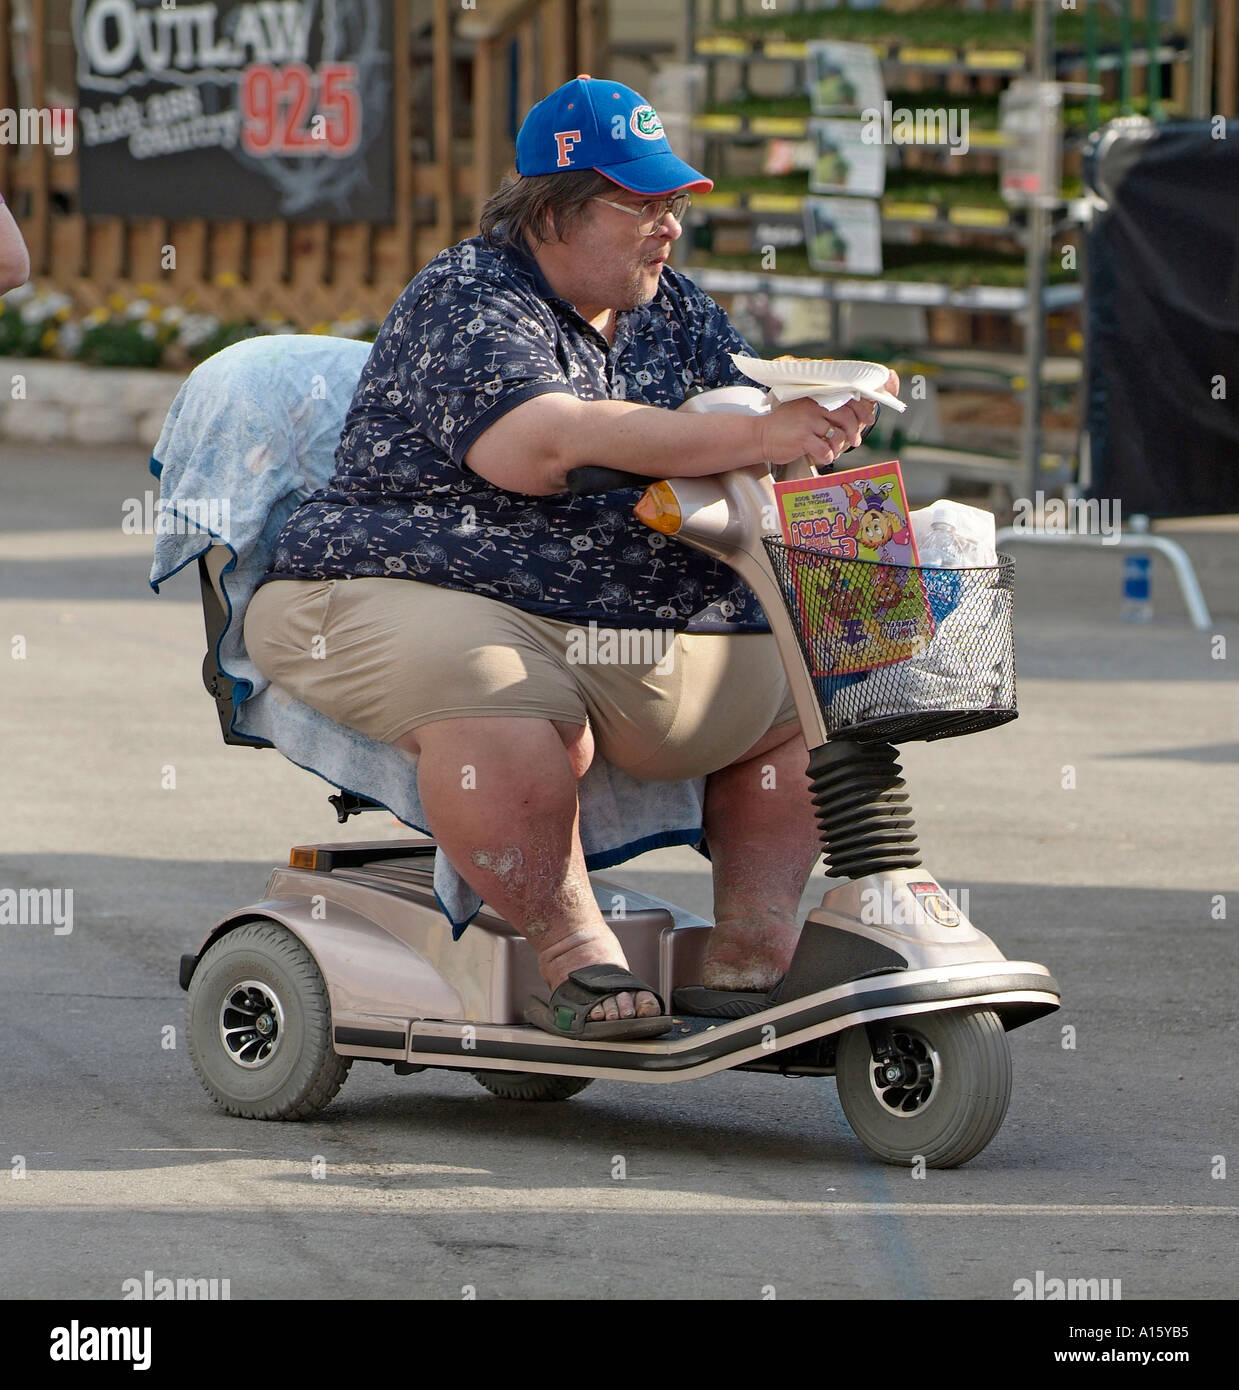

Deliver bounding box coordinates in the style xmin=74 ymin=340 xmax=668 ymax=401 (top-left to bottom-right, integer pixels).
xmin=1084 ymin=120 xmax=1239 ymax=517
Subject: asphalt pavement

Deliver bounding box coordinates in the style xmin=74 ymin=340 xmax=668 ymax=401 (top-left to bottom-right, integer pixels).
xmin=1 ymin=444 xmax=1236 ymax=1301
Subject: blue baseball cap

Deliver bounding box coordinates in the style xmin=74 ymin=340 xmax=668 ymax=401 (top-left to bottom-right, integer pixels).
xmin=515 ymin=75 xmax=713 ymax=195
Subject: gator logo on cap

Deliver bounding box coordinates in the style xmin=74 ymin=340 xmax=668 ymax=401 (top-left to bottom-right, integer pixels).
xmin=629 ymin=105 xmax=664 ymax=140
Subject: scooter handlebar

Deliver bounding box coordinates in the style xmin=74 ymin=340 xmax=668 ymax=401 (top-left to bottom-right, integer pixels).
xmin=563 ymin=467 xmax=663 ymax=494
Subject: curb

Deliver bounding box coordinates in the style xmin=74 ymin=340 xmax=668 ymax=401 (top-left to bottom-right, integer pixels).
xmin=0 ymin=357 xmax=186 ymax=447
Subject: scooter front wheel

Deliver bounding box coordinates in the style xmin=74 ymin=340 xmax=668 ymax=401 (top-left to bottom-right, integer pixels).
xmin=834 ymin=1007 xmax=1012 ymax=1169
xmin=186 ymin=919 xmax=351 ymax=1120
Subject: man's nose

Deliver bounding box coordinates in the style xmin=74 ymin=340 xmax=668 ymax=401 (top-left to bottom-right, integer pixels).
xmin=654 ymin=213 xmax=682 ymax=241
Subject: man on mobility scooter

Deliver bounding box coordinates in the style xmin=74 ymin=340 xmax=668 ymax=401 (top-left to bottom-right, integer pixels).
xmin=243 ymin=77 xmax=896 ymax=1042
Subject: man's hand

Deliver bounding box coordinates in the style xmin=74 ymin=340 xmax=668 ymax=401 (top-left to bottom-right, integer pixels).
xmin=757 ymin=369 xmax=900 ymax=470
xmin=0 ymin=201 xmax=31 ymax=295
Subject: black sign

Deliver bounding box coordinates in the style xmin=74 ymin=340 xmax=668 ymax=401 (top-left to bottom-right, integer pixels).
xmin=1085 ymin=120 xmax=1239 ymax=517
xmin=73 ymin=0 xmax=394 ymax=221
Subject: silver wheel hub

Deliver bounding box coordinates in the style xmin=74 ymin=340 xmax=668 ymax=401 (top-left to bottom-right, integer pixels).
xmin=219 ymin=979 xmax=286 ymax=1069
xmin=868 ymin=1028 xmax=942 ymax=1117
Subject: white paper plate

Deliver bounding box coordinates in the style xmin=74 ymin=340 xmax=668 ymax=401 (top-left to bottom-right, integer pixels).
xmin=730 ymin=353 xmax=906 ymax=412
xmin=676 ymin=385 xmax=771 ymax=415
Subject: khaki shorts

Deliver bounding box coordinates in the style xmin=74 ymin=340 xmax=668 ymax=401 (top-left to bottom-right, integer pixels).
xmin=243 ymin=577 xmax=799 ymax=782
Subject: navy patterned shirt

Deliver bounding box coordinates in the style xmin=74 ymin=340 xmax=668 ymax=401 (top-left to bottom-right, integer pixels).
xmin=262 ymin=231 xmax=772 ymax=632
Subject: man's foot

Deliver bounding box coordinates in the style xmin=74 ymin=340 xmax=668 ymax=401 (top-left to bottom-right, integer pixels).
xmin=526 ymin=966 xmax=672 ymax=1040
xmin=540 ymin=932 xmax=661 ymax=1023
xmin=673 ymin=979 xmax=785 ymax=1018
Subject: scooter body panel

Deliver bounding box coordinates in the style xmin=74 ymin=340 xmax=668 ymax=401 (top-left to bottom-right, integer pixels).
xmin=800 ymin=869 xmax=1009 ymax=973
xmin=183 ymin=855 xmax=1058 ymax=1078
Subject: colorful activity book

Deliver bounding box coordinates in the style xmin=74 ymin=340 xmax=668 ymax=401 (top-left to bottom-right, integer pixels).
xmin=772 ymin=461 xmax=934 ymax=676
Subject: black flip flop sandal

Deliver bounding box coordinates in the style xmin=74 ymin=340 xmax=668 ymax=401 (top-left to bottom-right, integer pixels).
xmin=673 ymin=976 xmax=787 ymax=1018
xmin=526 ymin=965 xmax=675 ymax=1040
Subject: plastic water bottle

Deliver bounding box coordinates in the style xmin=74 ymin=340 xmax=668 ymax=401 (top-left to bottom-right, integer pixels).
xmin=918 ymin=520 xmax=981 ymax=568
xmin=1121 ymin=554 xmax=1153 ymax=622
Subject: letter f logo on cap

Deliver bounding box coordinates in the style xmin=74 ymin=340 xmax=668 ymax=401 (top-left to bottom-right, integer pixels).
xmin=554 ymin=129 xmax=583 ymax=167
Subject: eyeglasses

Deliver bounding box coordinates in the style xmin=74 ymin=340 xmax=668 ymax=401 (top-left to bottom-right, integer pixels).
xmin=592 ymin=193 xmax=692 ymax=235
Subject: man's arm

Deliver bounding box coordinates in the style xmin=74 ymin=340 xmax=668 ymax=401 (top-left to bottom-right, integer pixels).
xmin=0 ymin=199 xmax=31 ymax=294
xmin=464 ymin=390 xmax=875 ymax=496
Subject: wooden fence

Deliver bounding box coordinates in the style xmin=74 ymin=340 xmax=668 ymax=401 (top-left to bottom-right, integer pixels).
xmin=0 ymin=0 xmax=607 ymax=326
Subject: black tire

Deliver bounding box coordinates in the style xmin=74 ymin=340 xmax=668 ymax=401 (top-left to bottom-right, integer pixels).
xmin=472 ymin=1071 xmax=594 ymax=1101
xmin=834 ymin=1007 xmax=1012 ymax=1169
xmin=186 ymin=919 xmax=351 ymax=1120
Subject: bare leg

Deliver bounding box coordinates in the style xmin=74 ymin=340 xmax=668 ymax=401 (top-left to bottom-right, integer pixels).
xmin=397 ymin=717 xmax=660 ymax=1021
xmin=699 ymin=724 xmax=822 ymax=991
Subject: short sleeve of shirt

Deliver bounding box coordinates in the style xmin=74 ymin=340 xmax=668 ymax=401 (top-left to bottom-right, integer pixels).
xmin=394 ymin=273 xmax=577 ymax=468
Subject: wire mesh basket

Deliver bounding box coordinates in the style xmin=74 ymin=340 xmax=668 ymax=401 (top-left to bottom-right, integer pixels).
xmin=762 ymin=538 xmax=1018 ymax=744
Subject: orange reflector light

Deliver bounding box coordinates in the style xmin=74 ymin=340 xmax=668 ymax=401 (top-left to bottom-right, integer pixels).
xmin=289 ymin=847 xmax=322 ymax=870
xmin=634 ymin=480 xmax=682 ymax=534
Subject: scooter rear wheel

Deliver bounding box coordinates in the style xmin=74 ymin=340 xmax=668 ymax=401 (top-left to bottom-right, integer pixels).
xmin=472 ymin=1071 xmax=594 ymax=1101
xmin=187 ymin=919 xmax=351 ymax=1120
xmin=834 ymin=1007 xmax=1012 ymax=1168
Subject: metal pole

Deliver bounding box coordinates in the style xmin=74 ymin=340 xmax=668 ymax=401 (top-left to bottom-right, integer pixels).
xmin=1119 ymin=0 xmax=1132 ymax=113
xmin=1022 ymin=0 xmax=1055 ymax=509
xmin=1191 ymin=0 xmax=1214 ymax=118
xmin=1086 ymin=0 xmax=1100 ymax=130
xmin=1148 ymin=0 xmax=1161 ymax=118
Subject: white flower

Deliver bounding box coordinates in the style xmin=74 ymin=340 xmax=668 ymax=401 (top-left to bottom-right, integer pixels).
xmin=162 ymin=305 xmax=186 ymax=325
xmin=138 ymin=321 xmax=157 ymax=339
xmin=2 ymin=283 xmax=36 ymax=308
xmin=125 ymin=299 xmax=151 ymax=320
xmin=57 ymin=322 xmax=83 ymax=355
xmin=177 ymin=313 xmax=221 ymax=348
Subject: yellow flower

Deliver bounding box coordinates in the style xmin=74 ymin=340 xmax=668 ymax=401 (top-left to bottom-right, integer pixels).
xmin=214 ymin=271 xmax=241 ymax=288
xmin=309 ymin=321 xmax=331 ymax=334
xmin=106 ymin=292 xmax=127 ymax=312
xmin=86 ymin=307 xmax=109 ymax=325
xmin=147 ymin=305 xmax=163 ymax=320
xmin=56 ymin=306 xmax=72 ymax=321
xmin=136 ymin=282 xmax=158 ymax=296
xmin=41 ymin=327 xmax=57 ymax=349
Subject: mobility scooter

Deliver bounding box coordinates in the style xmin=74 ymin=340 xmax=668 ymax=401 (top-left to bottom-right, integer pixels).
xmin=178 ymin=382 xmax=1060 ymax=1169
